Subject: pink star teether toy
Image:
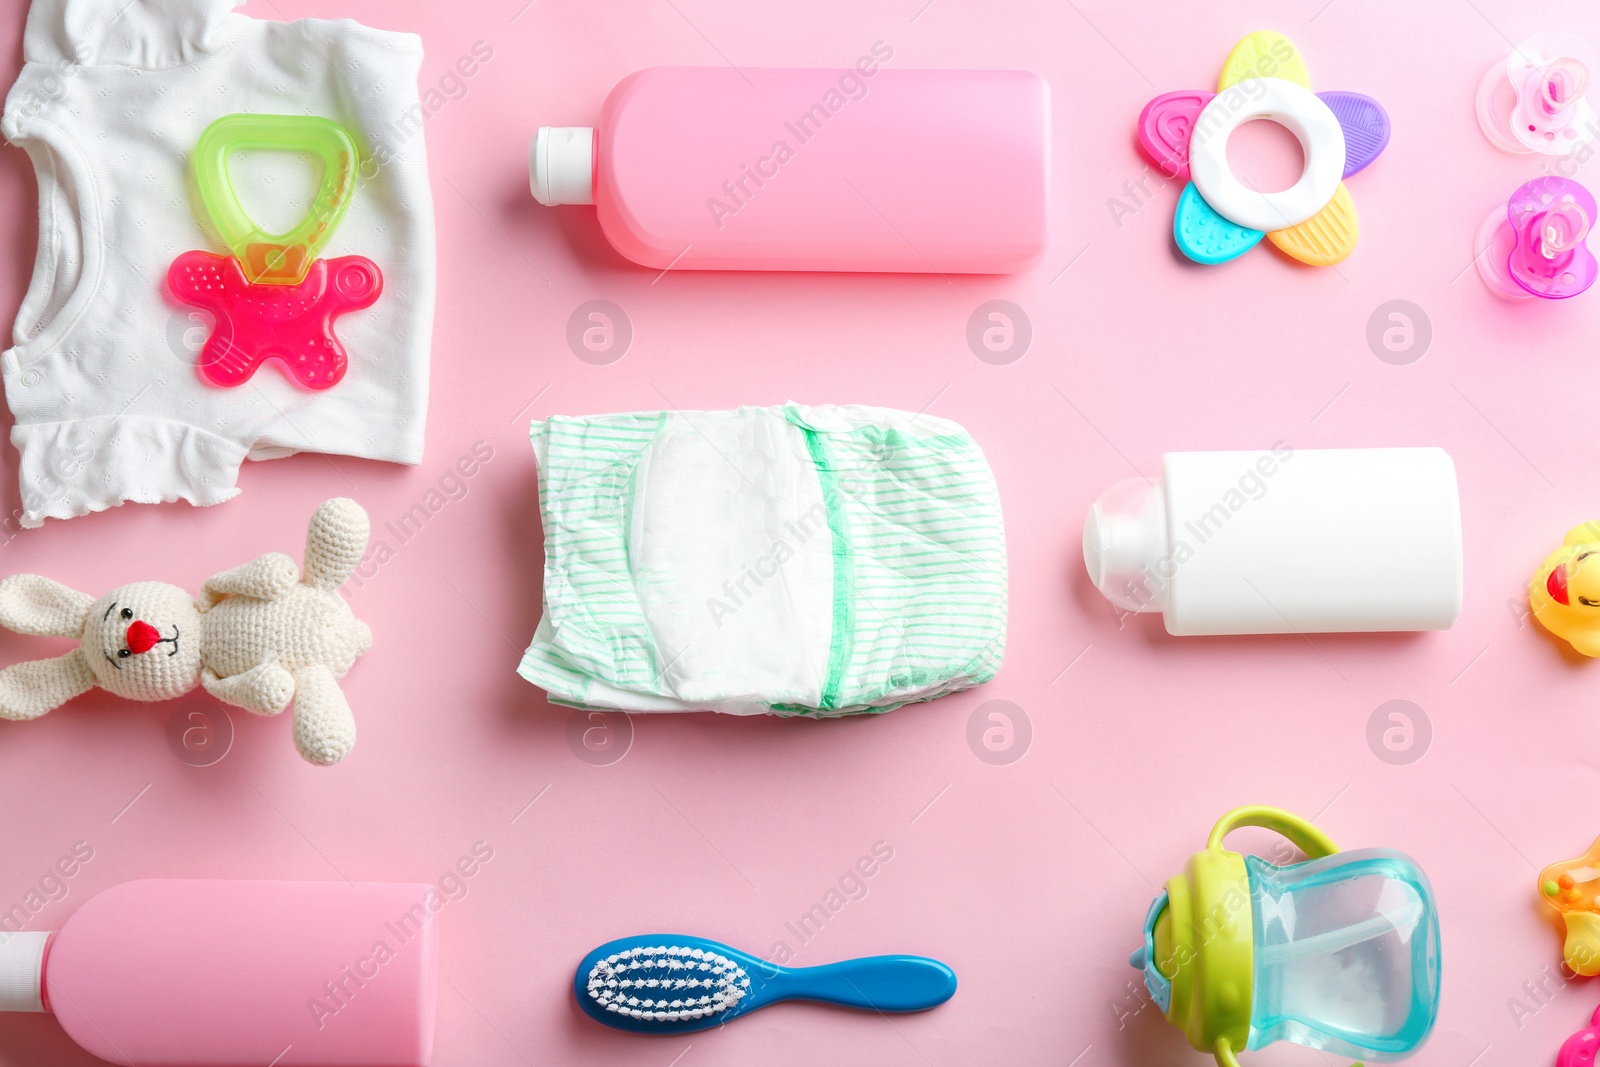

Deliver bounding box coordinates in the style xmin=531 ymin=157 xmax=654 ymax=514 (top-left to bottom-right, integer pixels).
xmin=1475 ymin=176 xmax=1598 ymax=300
xmin=168 ymin=252 xmax=382 ymax=388
xmin=1137 ymin=31 xmax=1390 ymax=267
xmin=167 ymin=114 xmax=382 ymax=390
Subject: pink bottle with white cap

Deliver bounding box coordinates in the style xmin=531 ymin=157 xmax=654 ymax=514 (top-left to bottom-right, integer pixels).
xmin=530 ymin=56 xmax=1051 ymax=273
xmin=0 ymin=880 xmax=439 ymax=1066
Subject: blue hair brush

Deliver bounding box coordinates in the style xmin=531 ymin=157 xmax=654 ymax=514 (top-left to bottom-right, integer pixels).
xmin=575 ymin=934 xmax=957 ymax=1034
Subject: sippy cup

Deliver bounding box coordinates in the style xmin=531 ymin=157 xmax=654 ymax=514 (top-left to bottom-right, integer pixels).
xmin=1129 ymin=806 xmax=1442 ymax=1066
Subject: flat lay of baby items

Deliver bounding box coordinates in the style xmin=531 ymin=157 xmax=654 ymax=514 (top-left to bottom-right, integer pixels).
xmin=0 ymin=498 xmax=372 ymax=764
xmin=1129 ymin=806 xmax=1441 ymax=1066
xmin=1474 ymin=176 xmax=1598 ymax=300
xmin=1476 ymin=32 xmax=1600 ymax=156
xmin=1138 ymin=30 xmax=1390 ymax=266
xmin=1539 ymin=834 xmax=1600 ymax=974
xmin=519 ymin=404 xmax=1006 ymax=715
xmin=1529 ymin=524 xmax=1600 ymax=656
xmin=0 ymin=0 xmax=436 ymax=526
xmin=575 ymin=934 xmax=956 ymax=1034
xmin=1083 ymin=447 xmax=1462 ymax=636
xmin=169 ymin=114 xmax=383 ymax=389
xmin=530 ymin=60 xmax=1050 ymax=272
xmin=0 ymin=879 xmax=440 ymax=1066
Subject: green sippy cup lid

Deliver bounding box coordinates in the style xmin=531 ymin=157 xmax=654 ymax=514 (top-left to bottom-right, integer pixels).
xmin=1139 ymin=806 xmax=1343 ymax=1067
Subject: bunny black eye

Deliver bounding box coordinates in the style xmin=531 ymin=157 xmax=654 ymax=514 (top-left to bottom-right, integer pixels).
xmin=117 ymin=649 xmax=130 ymax=659
xmin=120 ymin=608 xmax=133 ymax=620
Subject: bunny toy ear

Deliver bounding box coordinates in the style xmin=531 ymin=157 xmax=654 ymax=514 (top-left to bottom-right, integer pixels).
xmin=0 ymin=575 xmax=94 ymax=637
xmin=0 ymin=650 xmax=96 ymax=721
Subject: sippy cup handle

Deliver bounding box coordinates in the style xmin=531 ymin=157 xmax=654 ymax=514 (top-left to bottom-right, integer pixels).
xmin=1206 ymin=805 xmax=1340 ymax=859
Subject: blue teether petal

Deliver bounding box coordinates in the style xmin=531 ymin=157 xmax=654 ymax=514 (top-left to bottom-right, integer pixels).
xmin=1174 ymin=183 xmax=1263 ymax=265
xmin=1317 ymin=91 xmax=1391 ymax=177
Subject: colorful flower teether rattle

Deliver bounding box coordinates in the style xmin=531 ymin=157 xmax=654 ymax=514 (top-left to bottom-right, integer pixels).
xmin=1137 ymin=31 xmax=1390 ymax=267
xmin=1475 ymin=177 xmax=1598 ymax=300
xmin=1477 ymin=32 xmax=1599 ymax=157
xmin=1529 ymin=523 xmax=1600 ymax=656
xmin=1540 ymin=834 xmax=1600 ymax=975
xmin=167 ymin=114 xmax=382 ymax=390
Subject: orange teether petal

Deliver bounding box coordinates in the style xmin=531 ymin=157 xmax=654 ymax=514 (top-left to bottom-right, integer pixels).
xmin=1267 ymin=184 xmax=1358 ymax=266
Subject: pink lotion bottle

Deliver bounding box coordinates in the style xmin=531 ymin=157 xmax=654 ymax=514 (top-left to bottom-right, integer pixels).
xmin=530 ymin=56 xmax=1051 ymax=273
xmin=0 ymin=880 xmax=439 ymax=1066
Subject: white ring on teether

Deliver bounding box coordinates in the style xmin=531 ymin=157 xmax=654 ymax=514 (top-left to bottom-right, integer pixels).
xmin=1188 ymin=78 xmax=1346 ymax=232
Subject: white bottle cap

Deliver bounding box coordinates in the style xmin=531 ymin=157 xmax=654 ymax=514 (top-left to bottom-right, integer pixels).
xmin=530 ymin=127 xmax=595 ymax=206
xmin=0 ymin=931 xmax=49 ymax=1012
xmin=1082 ymin=477 xmax=1170 ymax=614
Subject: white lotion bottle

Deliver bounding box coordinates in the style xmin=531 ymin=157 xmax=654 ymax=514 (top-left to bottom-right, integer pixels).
xmin=1082 ymin=446 xmax=1463 ymax=635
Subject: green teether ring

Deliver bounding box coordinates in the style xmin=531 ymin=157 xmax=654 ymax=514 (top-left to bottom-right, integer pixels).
xmin=193 ymin=113 xmax=359 ymax=286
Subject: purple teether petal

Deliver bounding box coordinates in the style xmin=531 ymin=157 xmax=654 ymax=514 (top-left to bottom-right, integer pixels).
xmin=1138 ymin=90 xmax=1215 ymax=181
xmin=1318 ymin=91 xmax=1391 ymax=177
xmin=1506 ymin=176 xmax=1599 ymax=299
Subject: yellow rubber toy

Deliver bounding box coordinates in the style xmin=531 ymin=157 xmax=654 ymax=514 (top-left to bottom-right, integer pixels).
xmin=1541 ymin=834 xmax=1600 ymax=976
xmin=1530 ymin=523 xmax=1600 ymax=656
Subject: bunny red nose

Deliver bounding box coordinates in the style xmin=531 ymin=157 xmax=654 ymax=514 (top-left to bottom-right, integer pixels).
xmin=125 ymin=621 xmax=161 ymax=654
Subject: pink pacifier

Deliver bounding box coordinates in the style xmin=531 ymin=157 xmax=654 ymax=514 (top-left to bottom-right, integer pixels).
xmin=168 ymin=114 xmax=381 ymax=390
xmin=1475 ymin=176 xmax=1598 ymax=300
xmin=1477 ymin=32 xmax=1600 ymax=155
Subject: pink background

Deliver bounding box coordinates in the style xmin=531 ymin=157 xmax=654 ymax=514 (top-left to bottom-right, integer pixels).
xmin=0 ymin=0 xmax=1596 ymax=1064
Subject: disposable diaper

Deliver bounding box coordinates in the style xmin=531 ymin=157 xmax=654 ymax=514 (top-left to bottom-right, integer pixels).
xmin=518 ymin=404 xmax=1007 ymax=716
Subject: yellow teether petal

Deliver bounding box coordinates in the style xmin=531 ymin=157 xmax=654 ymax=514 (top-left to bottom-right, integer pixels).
xmin=1566 ymin=913 xmax=1600 ymax=976
xmin=1267 ymin=184 xmax=1358 ymax=266
xmin=1218 ymin=31 xmax=1311 ymax=90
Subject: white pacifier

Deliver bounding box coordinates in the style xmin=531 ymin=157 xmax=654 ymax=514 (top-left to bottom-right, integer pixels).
xmin=1477 ymin=31 xmax=1600 ymax=155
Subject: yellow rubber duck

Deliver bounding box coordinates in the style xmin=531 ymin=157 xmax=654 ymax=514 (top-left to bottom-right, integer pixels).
xmin=1531 ymin=523 xmax=1600 ymax=656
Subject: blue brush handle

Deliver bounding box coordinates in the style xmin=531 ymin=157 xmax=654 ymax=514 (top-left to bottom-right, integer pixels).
xmin=773 ymin=955 xmax=957 ymax=1013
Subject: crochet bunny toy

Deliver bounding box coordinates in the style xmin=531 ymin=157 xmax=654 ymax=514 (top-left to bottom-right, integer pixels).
xmin=0 ymin=499 xmax=372 ymax=765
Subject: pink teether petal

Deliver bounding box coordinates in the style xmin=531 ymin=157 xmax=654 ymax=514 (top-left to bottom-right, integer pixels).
xmin=166 ymin=251 xmax=383 ymax=389
xmin=1138 ymin=90 xmax=1215 ymax=181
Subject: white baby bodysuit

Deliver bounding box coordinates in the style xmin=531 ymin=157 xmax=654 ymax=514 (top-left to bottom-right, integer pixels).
xmin=1 ymin=0 xmax=436 ymax=525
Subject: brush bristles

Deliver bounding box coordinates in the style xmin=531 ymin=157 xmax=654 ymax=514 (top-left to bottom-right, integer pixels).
xmin=586 ymin=945 xmax=752 ymax=1023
